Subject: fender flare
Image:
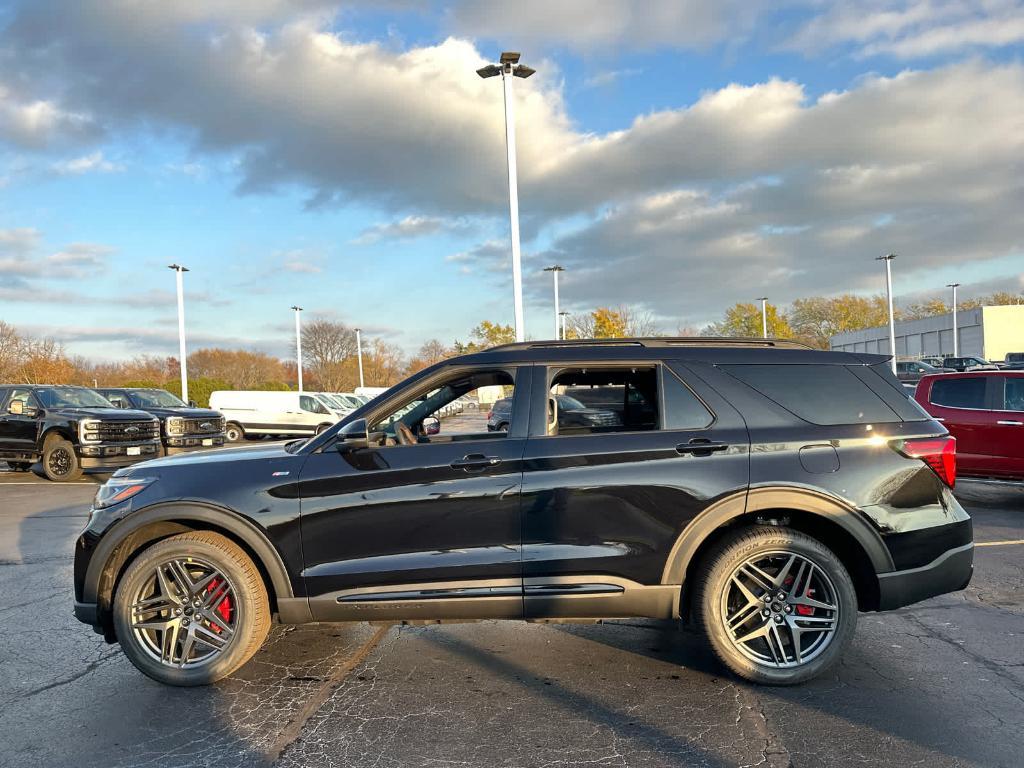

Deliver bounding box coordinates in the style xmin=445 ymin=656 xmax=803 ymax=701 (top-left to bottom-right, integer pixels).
xmin=82 ymin=501 xmax=296 ymax=611
xmin=660 ymin=486 xmax=894 ymax=585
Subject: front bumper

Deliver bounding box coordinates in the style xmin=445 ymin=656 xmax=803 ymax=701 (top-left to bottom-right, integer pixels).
xmin=164 ymin=434 xmax=225 ymax=454
xmin=78 ymin=441 xmax=161 ymax=468
xmin=877 ymin=542 xmax=974 ymax=610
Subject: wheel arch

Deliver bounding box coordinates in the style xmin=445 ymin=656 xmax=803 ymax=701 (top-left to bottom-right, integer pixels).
xmin=41 ymin=425 xmax=75 ymax=446
xmin=85 ymin=501 xmax=303 ymax=636
xmin=665 ymin=487 xmax=891 ymax=616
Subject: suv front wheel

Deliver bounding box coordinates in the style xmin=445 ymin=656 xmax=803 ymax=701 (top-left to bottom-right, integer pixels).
xmin=113 ymin=531 xmax=270 ymax=686
xmin=696 ymin=526 xmax=857 ymax=685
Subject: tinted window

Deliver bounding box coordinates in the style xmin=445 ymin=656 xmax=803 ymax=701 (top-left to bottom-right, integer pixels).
xmin=550 ymin=367 xmax=658 ymax=435
xmin=299 ymin=395 xmax=329 ymax=414
xmin=722 ymin=364 xmax=900 ymax=425
xmin=930 ymin=377 xmax=987 ymax=409
xmin=1002 ymin=378 xmax=1024 ymax=412
xmin=662 ymin=369 xmax=713 ymax=429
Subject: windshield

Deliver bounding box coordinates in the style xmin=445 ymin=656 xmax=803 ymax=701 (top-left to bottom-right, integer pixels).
xmin=130 ymin=389 xmax=187 ymax=408
xmin=556 ymin=394 xmax=587 ymax=411
xmin=316 ymin=394 xmax=344 ymax=411
xmin=36 ymin=387 xmax=114 ymax=409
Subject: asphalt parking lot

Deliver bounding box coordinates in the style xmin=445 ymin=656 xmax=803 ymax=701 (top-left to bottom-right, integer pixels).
xmin=0 ymin=464 xmax=1022 ymax=767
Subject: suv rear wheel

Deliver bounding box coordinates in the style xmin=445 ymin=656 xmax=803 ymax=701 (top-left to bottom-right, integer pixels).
xmin=695 ymin=526 xmax=856 ymax=685
xmin=42 ymin=436 xmax=83 ymax=482
xmin=113 ymin=531 xmax=270 ymax=686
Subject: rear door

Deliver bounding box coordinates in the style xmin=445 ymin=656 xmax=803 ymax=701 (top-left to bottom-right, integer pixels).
xmin=988 ymin=375 xmax=1024 ymax=477
xmin=921 ymin=375 xmax=995 ymax=475
xmin=519 ymin=361 xmax=749 ymax=619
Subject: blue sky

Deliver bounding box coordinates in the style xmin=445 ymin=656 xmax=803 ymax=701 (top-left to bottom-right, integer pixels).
xmin=1 ymin=1 xmax=1023 ymax=360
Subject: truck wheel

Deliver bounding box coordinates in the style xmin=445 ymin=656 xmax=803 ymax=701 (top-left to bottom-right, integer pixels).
xmin=695 ymin=526 xmax=857 ymax=685
xmin=113 ymin=531 xmax=271 ymax=686
xmin=42 ymin=436 xmax=84 ymax=482
xmin=224 ymin=422 xmax=245 ymax=443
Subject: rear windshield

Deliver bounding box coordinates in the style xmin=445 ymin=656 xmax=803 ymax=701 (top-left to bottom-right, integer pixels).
xmin=721 ymin=364 xmax=907 ymax=425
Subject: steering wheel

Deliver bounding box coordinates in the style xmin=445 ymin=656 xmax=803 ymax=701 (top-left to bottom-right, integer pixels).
xmin=395 ymin=421 xmax=417 ymax=446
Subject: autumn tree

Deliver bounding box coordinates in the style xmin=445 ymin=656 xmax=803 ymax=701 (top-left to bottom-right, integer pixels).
xmin=361 ymin=339 xmax=406 ymax=387
xmin=453 ymin=321 xmax=516 ymax=353
xmin=701 ymin=302 xmax=794 ymax=339
xmin=300 ymin=319 xmax=357 ymax=392
xmin=188 ymin=348 xmax=287 ymax=389
xmin=567 ymin=306 xmax=658 ymax=339
xmin=788 ymin=294 xmax=894 ymax=349
xmin=406 ymin=339 xmax=452 ymax=374
xmin=902 ymin=297 xmax=949 ymax=320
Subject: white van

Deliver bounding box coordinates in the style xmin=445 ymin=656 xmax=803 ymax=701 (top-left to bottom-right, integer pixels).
xmin=209 ymin=391 xmax=344 ymax=442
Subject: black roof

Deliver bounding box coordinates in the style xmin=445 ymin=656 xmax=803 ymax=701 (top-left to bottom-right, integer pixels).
xmin=450 ymin=337 xmax=890 ymax=367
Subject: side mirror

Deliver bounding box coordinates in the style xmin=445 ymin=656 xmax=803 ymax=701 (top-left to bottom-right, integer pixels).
xmin=546 ymin=397 xmax=558 ymax=435
xmin=334 ymin=418 xmax=368 ymax=451
xmin=8 ymin=400 xmax=24 ymax=415
xmin=188 ymin=400 xmax=197 ymax=408
xmin=423 ymin=416 xmax=440 ymax=436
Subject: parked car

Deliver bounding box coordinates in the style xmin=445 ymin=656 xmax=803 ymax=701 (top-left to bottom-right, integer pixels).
xmin=75 ymin=339 xmax=972 ymax=687
xmin=942 ymin=356 xmax=998 ymax=372
xmin=895 ymin=360 xmax=951 ymax=384
xmin=919 ymin=356 xmax=947 ymax=368
xmin=208 ymin=390 xmax=342 ymax=441
xmin=486 ymin=397 xmax=513 ymax=431
xmin=332 ymin=393 xmax=365 ymax=410
xmin=0 ymin=385 xmax=159 ymax=481
xmin=315 ymin=392 xmax=355 ymax=417
xmin=914 ymin=371 xmax=1024 ymax=480
xmin=1003 ymin=352 xmax=1024 ymax=370
xmin=95 ymin=388 xmax=226 ymax=455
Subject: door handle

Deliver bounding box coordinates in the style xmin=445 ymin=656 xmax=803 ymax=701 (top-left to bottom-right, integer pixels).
xmin=676 ymin=438 xmax=729 ymax=456
xmin=997 ymin=420 xmax=1023 ymax=426
xmin=450 ymin=454 xmax=502 ymax=471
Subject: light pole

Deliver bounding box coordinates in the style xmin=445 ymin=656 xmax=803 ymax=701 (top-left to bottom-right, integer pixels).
xmin=167 ymin=264 xmax=189 ymax=403
xmin=947 ymin=283 xmax=960 ymax=357
xmin=558 ymin=311 xmax=569 ymax=340
xmin=876 ymin=254 xmax=897 ymax=373
xmin=477 ymin=51 xmax=535 ymax=343
xmin=291 ymin=306 xmax=303 ymax=392
xmin=355 ymin=328 xmax=365 ymax=389
xmin=543 ymin=265 xmax=565 ymax=340
xmin=757 ymin=297 xmax=769 ymax=338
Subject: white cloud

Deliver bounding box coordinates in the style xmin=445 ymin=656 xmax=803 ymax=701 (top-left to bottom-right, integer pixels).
xmin=353 ymin=215 xmax=467 ymax=244
xmin=51 ymin=150 xmax=123 ymax=175
xmin=0 ymin=82 xmax=98 ymax=148
xmin=582 ymin=68 xmax=643 ymax=89
xmin=0 ymin=230 xmax=113 ymax=279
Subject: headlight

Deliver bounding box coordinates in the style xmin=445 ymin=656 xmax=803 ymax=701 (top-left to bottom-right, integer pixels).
xmin=165 ymin=416 xmax=185 ymax=436
xmin=93 ymin=477 xmax=156 ymax=509
xmin=79 ymin=419 xmax=102 ymax=444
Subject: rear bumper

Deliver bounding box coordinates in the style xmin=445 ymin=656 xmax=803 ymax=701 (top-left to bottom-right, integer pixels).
xmin=877 ymin=542 xmax=974 ymax=610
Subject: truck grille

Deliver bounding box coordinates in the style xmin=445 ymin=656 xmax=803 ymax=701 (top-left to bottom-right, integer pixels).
xmin=93 ymin=421 xmax=160 ymax=442
xmin=180 ymin=416 xmax=225 ymax=436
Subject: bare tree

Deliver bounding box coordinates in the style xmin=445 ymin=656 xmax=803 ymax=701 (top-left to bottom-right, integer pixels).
xmin=566 ymin=305 xmax=659 ymax=339
xmin=300 ymin=319 xmax=357 ymax=391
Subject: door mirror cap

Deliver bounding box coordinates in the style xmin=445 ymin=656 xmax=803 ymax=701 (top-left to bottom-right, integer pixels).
xmin=334 ymin=418 xmax=368 ymax=451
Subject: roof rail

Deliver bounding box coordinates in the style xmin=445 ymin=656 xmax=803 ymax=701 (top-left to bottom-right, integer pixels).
xmin=485 ymin=337 xmax=813 ymax=352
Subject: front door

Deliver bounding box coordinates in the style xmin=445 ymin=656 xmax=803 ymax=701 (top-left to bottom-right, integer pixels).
xmin=0 ymin=388 xmax=41 ymax=457
xmin=297 ymin=365 xmax=531 ymax=621
xmin=520 ymin=361 xmax=749 ymax=619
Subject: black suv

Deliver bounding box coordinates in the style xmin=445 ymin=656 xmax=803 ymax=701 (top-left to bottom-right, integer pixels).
xmin=0 ymin=385 xmax=160 ymax=481
xmin=74 ymin=339 xmax=973 ymax=686
xmin=95 ymin=388 xmax=226 ymax=455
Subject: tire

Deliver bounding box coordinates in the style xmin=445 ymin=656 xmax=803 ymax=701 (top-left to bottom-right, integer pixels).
xmin=497 ymin=422 xmax=509 ymax=432
xmin=42 ymin=436 xmax=83 ymax=482
xmin=695 ymin=526 xmax=857 ymax=685
xmin=113 ymin=531 xmax=271 ymax=686
xmin=224 ymin=422 xmax=245 ymax=443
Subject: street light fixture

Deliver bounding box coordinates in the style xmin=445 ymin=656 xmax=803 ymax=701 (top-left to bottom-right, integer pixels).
xmin=757 ymin=297 xmax=769 ymax=339
xmin=355 ymin=328 xmax=365 ymax=389
xmin=478 ymin=51 xmax=535 ymax=343
xmin=947 ymin=283 xmax=960 ymax=357
xmin=290 ymin=306 xmax=303 ymax=392
xmin=543 ymin=265 xmax=565 ymax=340
xmin=876 ymin=254 xmax=897 ymax=373
xmin=167 ymin=264 xmax=189 ymax=403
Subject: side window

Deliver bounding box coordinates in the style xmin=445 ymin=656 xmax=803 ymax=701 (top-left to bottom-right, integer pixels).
xmin=548 ymin=367 xmax=658 ymax=435
xmin=299 ymin=395 xmax=328 ymax=415
xmin=1002 ymin=378 xmax=1024 ymax=412
xmin=106 ymin=393 xmax=130 ymax=408
xmin=930 ymin=377 xmax=987 ymax=409
xmin=662 ymin=369 xmax=714 ymax=429
xmin=370 ymin=370 xmax=515 ymax=444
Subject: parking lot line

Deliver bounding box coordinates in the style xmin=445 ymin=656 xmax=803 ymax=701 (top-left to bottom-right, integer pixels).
xmin=975 ymin=539 xmax=1024 ymax=547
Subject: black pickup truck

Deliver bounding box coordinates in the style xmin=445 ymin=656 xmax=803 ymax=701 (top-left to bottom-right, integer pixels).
xmin=95 ymin=388 xmax=225 ymax=455
xmin=0 ymin=385 xmax=160 ymax=481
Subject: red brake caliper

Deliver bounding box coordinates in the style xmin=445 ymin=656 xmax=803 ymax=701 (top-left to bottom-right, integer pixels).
xmin=206 ymin=577 xmax=233 ymax=632
xmin=783 ymin=575 xmax=815 ymax=616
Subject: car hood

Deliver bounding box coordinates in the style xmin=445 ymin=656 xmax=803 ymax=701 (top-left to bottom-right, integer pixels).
xmin=119 ymin=442 xmax=296 ymax=474
xmin=50 ymin=407 xmax=156 ymax=421
xmin=132 ymin=406 xmax=222 ymax=419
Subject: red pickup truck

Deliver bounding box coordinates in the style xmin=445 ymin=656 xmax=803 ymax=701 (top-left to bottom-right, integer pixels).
xmin=914 ymin=371 xmax=1024 ymax=480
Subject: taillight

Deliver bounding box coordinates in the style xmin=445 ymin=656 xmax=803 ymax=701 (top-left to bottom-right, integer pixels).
xmin=486 ymin=410 xmax=493 ymax=420
xmin=897 ymin=435 xmax=956 ymax=488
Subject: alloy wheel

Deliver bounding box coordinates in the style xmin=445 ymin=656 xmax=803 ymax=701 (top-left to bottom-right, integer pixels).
xmin=720 ymin=550 xmax=840 ymax=668
xmin=47 ymin=447 xmax=72 ymax=477
xmin=129 ymin=558 xmax=238 ymax=668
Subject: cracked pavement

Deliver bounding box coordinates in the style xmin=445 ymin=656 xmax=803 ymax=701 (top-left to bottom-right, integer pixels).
xmin=1 ymin=473 xmax=1021 ymax=767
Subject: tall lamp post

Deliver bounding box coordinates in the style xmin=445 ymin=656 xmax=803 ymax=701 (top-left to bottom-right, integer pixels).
xmin=558 ymin=311 xmax=569 ymax=341
xmin=876 ymin=254 xmax=898 ymax=373
xmin=291 ymin=306 xmax=303 ymax=392
xmin=946 ymin=282 xmax=960 ymax=357
xmin=477 ymin=51 xmax=535 ymax=343
xmin=355 ymin=328 xmax=365 ymax=389
xmin=167 ymin=264 xmax=189 ymax=403
xmin=757 ymin=297 xmax=769 ymax=338
xmin=543 ymin=265 xmax=565 ymax=340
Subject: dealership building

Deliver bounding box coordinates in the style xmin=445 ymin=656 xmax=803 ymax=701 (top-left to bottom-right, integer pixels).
xmin=829 ymin=305 xmax=1024 ymax=362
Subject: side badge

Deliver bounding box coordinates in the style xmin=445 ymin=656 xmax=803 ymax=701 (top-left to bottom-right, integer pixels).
xmin=272 ymin=471 xmax=291 ymax=477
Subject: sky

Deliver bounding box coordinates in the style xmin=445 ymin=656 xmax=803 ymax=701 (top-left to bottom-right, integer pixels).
xmin=1 ymin=0 xmax=1023 ymax=361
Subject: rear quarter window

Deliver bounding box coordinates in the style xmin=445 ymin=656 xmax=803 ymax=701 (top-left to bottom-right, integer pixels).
xmin=721 ymin=364 xmax=902 ymax=426
xmin=930 ymin=377 xmax=987 ymax=409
